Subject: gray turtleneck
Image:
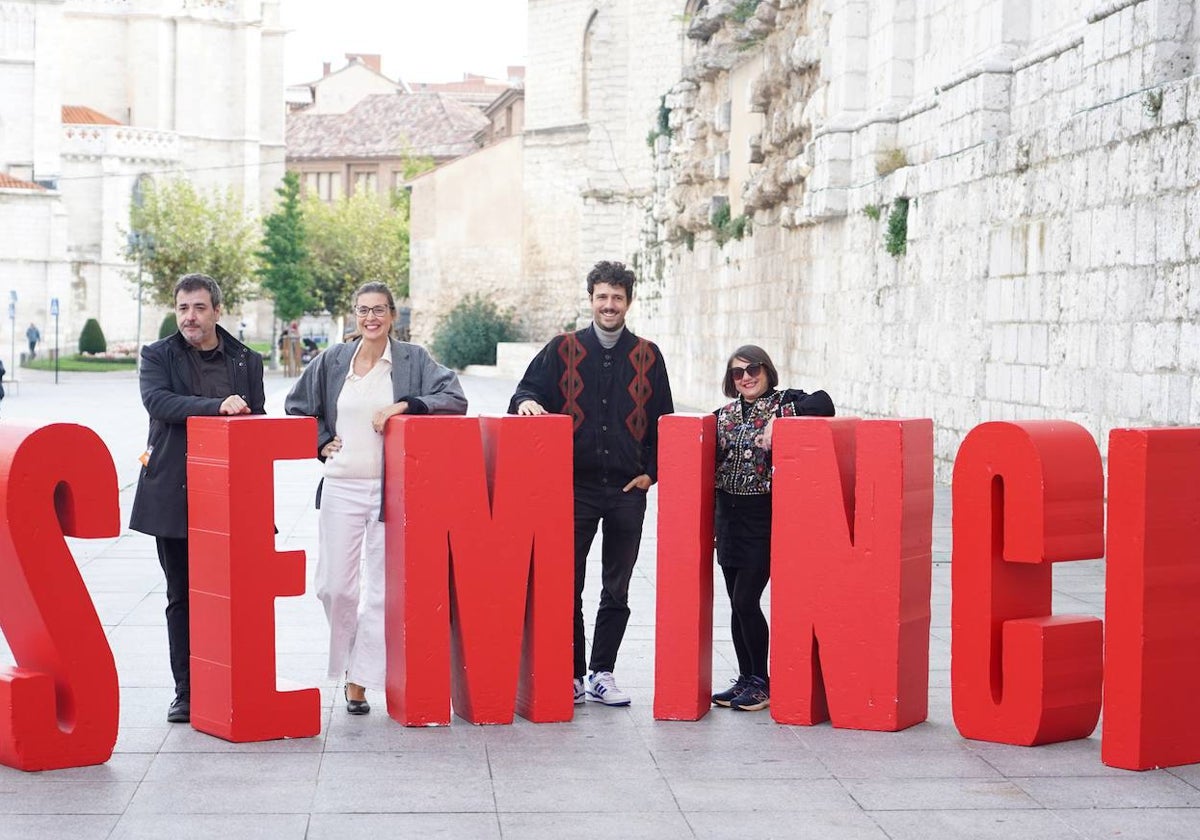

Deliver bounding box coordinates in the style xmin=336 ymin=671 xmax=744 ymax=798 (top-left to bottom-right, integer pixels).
xmin=593 ymin=322 xmax=624 ymax=349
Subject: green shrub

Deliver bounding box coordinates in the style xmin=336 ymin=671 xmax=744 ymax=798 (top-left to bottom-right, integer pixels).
xmin=430 ymin=295 xmax=519 ymax=370
xmin=158 ymin=313 xmax=177 ymax=339
xmin=885 ymin=197 xmax=910 ymax=257
xmin=78 ymin=318 xmax=107 ymax=354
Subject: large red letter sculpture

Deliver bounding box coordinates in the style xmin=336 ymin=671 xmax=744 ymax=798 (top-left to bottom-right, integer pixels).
xmin=771 ymin=417 xmax=933 ymax=730
xmin=1103 ymin=427 xmax=1200 ymax=769
xmin=385 ymin=415 xmax=573 ymax=726
xmin=187 ymin=416 xmax=321 ymax=741
xmin=0 ymin=424 xmax=120 ymax=771
xmin=951 ymin=421 xmax=1103 ymax=746
xmin=654 ymin=414 xmax=716 ymax=721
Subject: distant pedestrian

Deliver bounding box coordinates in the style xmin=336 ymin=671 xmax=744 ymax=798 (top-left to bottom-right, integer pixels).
xmin=25 ymin=323 xmax=40 ymax=360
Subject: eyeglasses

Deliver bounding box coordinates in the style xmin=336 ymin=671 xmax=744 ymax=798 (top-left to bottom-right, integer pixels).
xmin=354 ymin=305 xmax=391 ymax=318
xmin=729 ymin=363 xmax=764 ymax=381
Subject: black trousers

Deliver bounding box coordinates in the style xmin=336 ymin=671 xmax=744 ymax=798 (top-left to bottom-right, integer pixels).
xmin=715 ymin=491 xmax=772 ymax=681
xmin=155 ymin=536 xmax=190 ymax=697
xmin=573 ymin=483 xmax=648 ymax=677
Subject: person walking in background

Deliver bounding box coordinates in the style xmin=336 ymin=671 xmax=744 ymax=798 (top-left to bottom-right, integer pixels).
xmin=285 ymin=281 xmax=467 ymax=715
xmin=711 ymin=345 xmax=834 ymax=712
xmin=130 ymin=274 xmax=266 ymax=723
xmin=25 ymin=323 xmax=40 ymax=360
xmin=509 ymin=260 xmax=673 ymax=707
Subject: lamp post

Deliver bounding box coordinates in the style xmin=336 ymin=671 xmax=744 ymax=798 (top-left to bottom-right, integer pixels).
xmin=130 ymin=175 xmax=153 ymax=371
xmin=7 ymin=290 xmax=15 ymax=381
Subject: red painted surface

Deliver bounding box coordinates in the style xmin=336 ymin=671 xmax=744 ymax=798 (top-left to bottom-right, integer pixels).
xmin=0 ymin=424 xmax=120 ymax=770
xmin=384 ymin=416 xmax=573 ymax=726
xmin=653 ymin=414 xmax=716 ymax=721
xmin=1103 ymin=427 xmax=1200 ymax=770
xmin=951 ymin=421 xmax=1104 ymax=746
xmin=771 ymin=417 xmax=934 ymax=730
xmin=187 ymin=416 xmax=321 ymax=742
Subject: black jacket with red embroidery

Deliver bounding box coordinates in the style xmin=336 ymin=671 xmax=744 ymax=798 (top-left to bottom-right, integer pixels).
xmin=508 ymin=325 xmax=674 ymax=486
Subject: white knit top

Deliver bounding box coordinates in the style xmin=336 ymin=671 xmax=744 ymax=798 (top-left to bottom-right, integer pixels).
xmin=323 ymin=341 xmax=394 ymax=480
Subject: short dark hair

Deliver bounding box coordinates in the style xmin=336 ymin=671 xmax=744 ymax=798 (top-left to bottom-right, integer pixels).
xmin=722 ymin=344 xmax=780 ymax=398
xmin=586 ymin=260 xmax=636 ymax=299
xmin=174 ymin=274 xmax=222 ymax=309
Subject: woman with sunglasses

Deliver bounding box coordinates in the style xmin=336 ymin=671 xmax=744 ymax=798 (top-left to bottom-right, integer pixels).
xmin=285 ymin=282 xmax=467 ymax=714
xmin=711 ymin=345 xmax=834 ymax=711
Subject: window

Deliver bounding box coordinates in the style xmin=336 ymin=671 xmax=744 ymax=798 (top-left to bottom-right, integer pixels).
xmin=303 ymin=171 xmax=341 ymax=201
xmin=353 ymin=170 xmax=378 ymax=196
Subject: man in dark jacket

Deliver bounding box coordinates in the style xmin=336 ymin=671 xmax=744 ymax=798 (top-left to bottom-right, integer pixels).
xmin=130 ymin=274 xmax=266 ymax=723
xmin=509 ymin=260 xmax=673 ymax=707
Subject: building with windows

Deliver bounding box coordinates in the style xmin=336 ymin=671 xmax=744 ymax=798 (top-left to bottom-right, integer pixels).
xmin=0 ymin=0 xmax=286 ymax=363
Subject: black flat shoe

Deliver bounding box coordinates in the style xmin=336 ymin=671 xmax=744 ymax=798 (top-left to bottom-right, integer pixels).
xmin=344 ymin=685 xmax=370 ymax=715
xmin=167 ymin=695 xmax=191 ymax=723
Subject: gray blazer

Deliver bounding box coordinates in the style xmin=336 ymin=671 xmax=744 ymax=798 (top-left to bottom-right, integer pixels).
xmin=284 ymin=337 xmax=468 ymax=461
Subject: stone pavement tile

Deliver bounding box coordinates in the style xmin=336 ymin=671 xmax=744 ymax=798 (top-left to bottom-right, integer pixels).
xmin=143 ymin=751 xmax=323 ymax=782
xmin=311 ymin=774 xmax=495 ymax=813
xmin=669 ymin=778 xmax=859 ymax=812
xmin=318 ymin=747 xmax=492 ymax=783
xmin=652 ymin=745 xmax=831 ymax=780
xmin=0 ymin=815 xmax=118 ymax=840
xmin=1170 ymin=763 xmax=1200 ymax=789
xmin=1056 ymin=807 xmax=1200 ymax=839
xmin=843 ymin=778 xmax=1040 ymax=810
xmin=124 ymin=778 xmax=317 ymax=814
xmin=1010 ymin=773 xmax=1200 ymax=808
xmin=307 ymin=812 xmax=502 ymax=839
xmin=486 ymin=742 xmax=658 ymax=780
xmin=0 ymin=780 xmax=138 ymax=813
xmin=820 ymin=746 xmax=1004 ymax=780
xmin=158 ymin=724 xmax=328 ymax=753
xmin=0 ymin=752 xmax=154 ymax=783
xmin=108 ymin=814 xmax=310 ymax=840
xmin=688 ymin=809 xmax=890 ymax=840
xmin=794 ymin=718 xmax=968 ymax=754
xmin=966 ymin=737 xmax=1129 ymax=777
xmin=500 ymin=811 xmax=694 ymax=839
xmin=112 ymin=726 xmax=170 ymax=754
xmin=870 ymin=809 xmax=1082 ymax=840
xmin=493 ymin=775 xmax=678 ymax=813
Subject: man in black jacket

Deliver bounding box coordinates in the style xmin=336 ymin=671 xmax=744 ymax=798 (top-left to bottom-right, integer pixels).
xmin=509 ymin=261 xmax=673 ymax=707
xmin=130 ymin=274 xmax=266 ymax=723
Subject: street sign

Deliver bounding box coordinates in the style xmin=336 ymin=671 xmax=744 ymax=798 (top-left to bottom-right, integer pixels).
xmin=50 ymin=298 xmax=59 ymax=316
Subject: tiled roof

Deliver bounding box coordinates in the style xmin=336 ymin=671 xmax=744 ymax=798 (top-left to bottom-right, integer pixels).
xmin=62 ymin=105 xmax=122 ymax=125
xmin=0 ymin=173 xmax=47 ymax=191
xmin=286 ymin=92 xmax=487 ymax=160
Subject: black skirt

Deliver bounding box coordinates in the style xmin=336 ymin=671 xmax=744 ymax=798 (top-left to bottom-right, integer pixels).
xmin=715 ymin=490 xmax=772 ymax=569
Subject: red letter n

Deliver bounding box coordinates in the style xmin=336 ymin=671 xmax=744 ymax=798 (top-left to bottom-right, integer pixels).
xmin=771 ymin=417 xmax=933 ymax=731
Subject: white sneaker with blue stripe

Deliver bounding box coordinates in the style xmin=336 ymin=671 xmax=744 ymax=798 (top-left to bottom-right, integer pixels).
xmin=573 ymin=677 xmax=586 ymax=705
xmin=586 ymin=671 xmax=631 ymax=706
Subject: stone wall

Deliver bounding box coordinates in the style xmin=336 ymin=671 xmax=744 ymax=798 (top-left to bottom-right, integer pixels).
xmin=633 ymin=0 xmax=1200 ymax=478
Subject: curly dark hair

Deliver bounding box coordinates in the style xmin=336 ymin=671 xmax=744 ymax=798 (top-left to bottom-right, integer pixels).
xmin=586 ymin=260 xmax=637 ymax=299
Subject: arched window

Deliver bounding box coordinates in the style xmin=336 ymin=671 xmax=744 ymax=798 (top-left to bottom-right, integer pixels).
xmin=582 ymin=10 xmax=598 ymax=120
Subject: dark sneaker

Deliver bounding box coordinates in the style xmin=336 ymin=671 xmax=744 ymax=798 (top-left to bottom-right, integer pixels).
xmin=730 ymin=676 xmax=769 ymax=711
xmin=712 ymin=675 xmax=751 ymax=707
xmin=167 ymin=695 xmax=191 ymax=723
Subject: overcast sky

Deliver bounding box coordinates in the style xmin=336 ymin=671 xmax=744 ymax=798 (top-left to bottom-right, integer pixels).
xmin=281 ymin=0 xmax=529 ymax=85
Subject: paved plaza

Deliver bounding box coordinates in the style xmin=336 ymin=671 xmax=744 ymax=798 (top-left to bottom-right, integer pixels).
xmin=0 ymin=366 xmax=1198 ymax=839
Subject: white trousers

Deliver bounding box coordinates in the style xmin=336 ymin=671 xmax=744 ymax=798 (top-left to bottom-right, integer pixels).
xmin=317 ymin=477 xmax=385 ymax=691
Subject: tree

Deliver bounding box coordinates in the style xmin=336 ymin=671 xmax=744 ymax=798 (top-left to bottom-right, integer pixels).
xmin=125 ymin=178 xmax=260 ymax=309
xmin=302 ymin=189 xmax=414 ymax=316
xmin=79 ymin=318 xmax=107 ymax=354
xmin=258 ymin=172 xmax=314 ymax=322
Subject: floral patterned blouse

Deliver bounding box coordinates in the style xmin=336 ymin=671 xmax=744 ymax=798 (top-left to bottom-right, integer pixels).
xmin=714 ymin=388 xmax=836 ymax=496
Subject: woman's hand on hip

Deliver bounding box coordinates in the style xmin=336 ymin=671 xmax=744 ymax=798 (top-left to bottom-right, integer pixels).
xmin=321 ymin=436 xmax=342 ymax=458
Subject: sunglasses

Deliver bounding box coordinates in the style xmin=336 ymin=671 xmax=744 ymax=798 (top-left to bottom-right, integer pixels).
xmin=729 ymin=363 xmax=764 ymax=381
xmin=354 ymin=305 xmax=391 ymax=318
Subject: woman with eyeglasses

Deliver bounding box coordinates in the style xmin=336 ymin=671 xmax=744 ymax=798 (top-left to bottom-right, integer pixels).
xmin=285 ymin=282 xmax=467 ymax=714
xmin=710 ymin=345 xmax=833 ymax=711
